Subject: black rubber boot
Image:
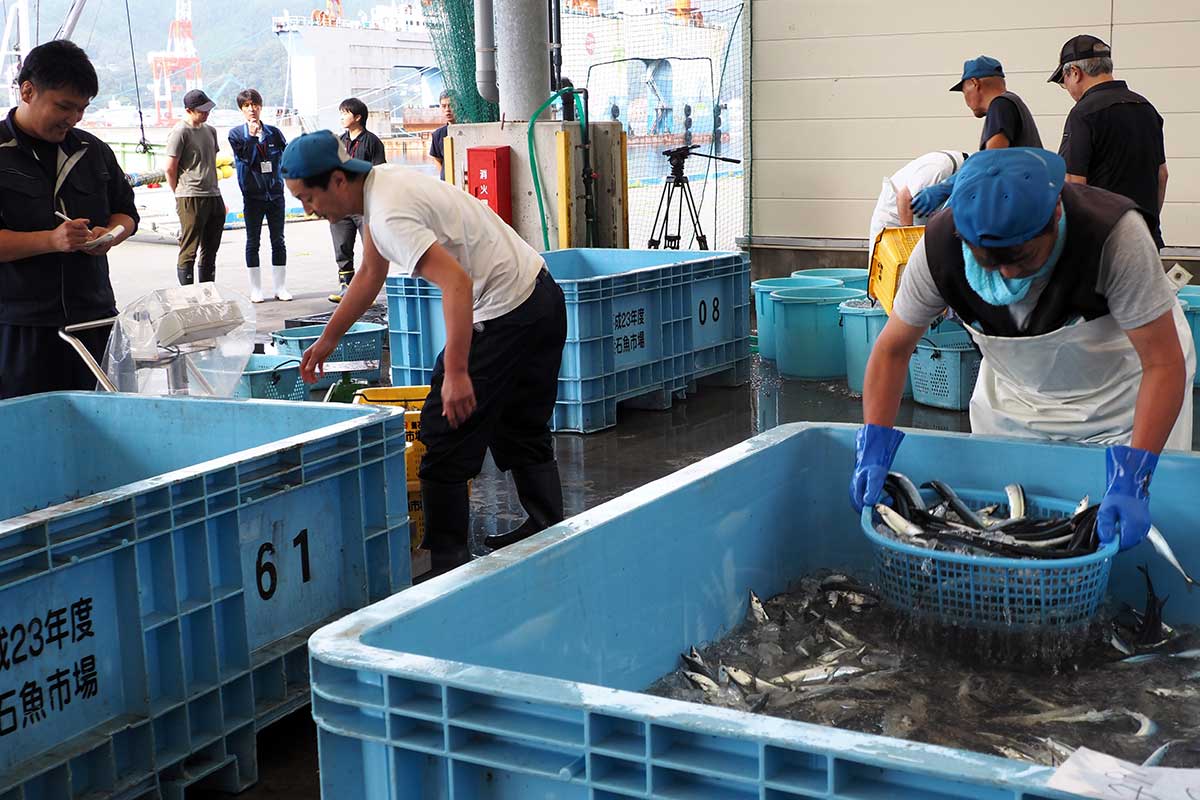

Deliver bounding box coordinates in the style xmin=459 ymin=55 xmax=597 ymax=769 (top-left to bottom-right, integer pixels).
xmin=177 ymin=266 xmax=194 ymax=286
xmin=198 ymin=264 xmax=216 ymax=284
xmin=418 ymin=479 xmax=472 ymax=581
xmin=484 ymin=460 xmax=564 ymax=550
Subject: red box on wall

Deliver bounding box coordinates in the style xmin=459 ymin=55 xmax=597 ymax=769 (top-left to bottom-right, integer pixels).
xmin=466 ymin=145 xmax=512 ymax=224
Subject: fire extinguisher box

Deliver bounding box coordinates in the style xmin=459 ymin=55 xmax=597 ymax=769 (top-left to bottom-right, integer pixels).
xmin=466 ymin=145 xmax=513 ymax=225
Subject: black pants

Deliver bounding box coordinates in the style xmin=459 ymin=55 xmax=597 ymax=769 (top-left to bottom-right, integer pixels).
xmin=418 ymin=270 xmax=567 ymax=484
xmin=176 ymin=196 xmax=225 ymax=283
xmin=330 ymin=215 xmax=362 ymax=282
xmin=244 ymin=196 xmax=286 ymax=268
xmin=0 ymin=323 xmax=111 ymax=399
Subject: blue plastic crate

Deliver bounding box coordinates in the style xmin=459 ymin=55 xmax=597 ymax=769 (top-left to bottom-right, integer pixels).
xmin=0 ymin=393 xmax=411 ymax=799
xmin=386 ymin=249 xmax=751 ymax=433
xmin=864 ymin=489 xmax=1116 ymax=631
xmin=233 ymin=354 xmax=306 ymax=402
xmin=1179 ymin=291 xmax=1200 ymax=387
xmin=309 ymin=423 xmax=1185 ymax=800
xmin=909 ymin=326 xmax=981 ymax=410
xmin=271 ymin=322 xmax=385 ymax=390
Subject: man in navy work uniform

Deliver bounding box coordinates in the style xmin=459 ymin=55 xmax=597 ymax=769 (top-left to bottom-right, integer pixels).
xmin=0 ymin=40 xmax=138 ymax=399
xmin=280 ymin=131 xmax=568 ymax=578
xmin=428 ymin=90 xmax=455 ymax=180
xmin=912 ymin=56 xmax=1043 ymax=216
xmin=229 ymin=88 xmax=291 ymax=303
xmin=851 ymin=148 xmax=1193 ymax=554
xmin=1050 ymin=35 xmax=1169 ymax=250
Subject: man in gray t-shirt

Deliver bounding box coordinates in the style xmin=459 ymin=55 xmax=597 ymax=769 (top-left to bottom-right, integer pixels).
xmin=851 ymin=148 xmax=1192 ymax=557
xmin=165 ymin=89 xmax=224 ymax=285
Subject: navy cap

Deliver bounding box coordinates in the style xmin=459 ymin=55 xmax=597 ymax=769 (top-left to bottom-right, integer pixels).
xmin=280 ymin=130 xmax=374 ymax=180
xmin=1048 ymin=34 xmax=1111 ymax=83
xmin=183 ymin=89 xmax=214 ymax=112
xmin=950 ymin=55 xmax=1005 ymax=92
xmin=949 ymin=148 xmax=1065 ymax=247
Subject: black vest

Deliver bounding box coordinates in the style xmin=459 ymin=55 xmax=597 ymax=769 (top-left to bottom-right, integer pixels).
xmin=925 ymin=183 xmax=1142 ymax=337
xmin=982 ymin=91 xmax=1043 ymax=149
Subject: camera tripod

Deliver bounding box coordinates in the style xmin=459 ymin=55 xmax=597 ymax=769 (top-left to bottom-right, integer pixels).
xmin=647 ymin=144 xmax=741 ymax=250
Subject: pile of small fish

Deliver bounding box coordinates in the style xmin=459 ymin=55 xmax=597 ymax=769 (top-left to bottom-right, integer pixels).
xmin=647 ymin=570 xmax=1200 ymax=767
xmin=874 ymin=474 xmax=1100 ymax=559
xmin=877 ymin=474 xmax=1197 ymax=584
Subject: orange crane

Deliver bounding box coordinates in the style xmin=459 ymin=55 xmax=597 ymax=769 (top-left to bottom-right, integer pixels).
xmin=147 ymin=0 xmax=202 ymax=126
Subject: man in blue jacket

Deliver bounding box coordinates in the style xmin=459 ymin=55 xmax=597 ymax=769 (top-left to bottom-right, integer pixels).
xmin=229 ymin=89 xmax=290 ymax=302
xmin=0 ymin=40 xmax=138 ymax=398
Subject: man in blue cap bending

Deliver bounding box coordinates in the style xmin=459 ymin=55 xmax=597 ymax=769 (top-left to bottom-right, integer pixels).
xmin=850 ymin=147 xmax=1193 ymax=553
xmin=912 ymin=56 xmax=1043 ymax=216
xmin=279 ymin=131 xmax=568 ymax=579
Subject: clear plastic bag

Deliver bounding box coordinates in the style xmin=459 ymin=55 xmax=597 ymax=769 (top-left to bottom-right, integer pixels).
xmin=102 ymin=284 xmax=256 ymax=397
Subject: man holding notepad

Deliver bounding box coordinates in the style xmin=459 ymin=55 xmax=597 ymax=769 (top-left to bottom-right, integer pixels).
xmin=0 ymin=40 xmax=138 ymax=398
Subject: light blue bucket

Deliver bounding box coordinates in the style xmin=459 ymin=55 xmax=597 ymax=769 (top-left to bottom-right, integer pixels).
xmin=1178 ymin=290 xmax=1199 ymax=386
xmin=771 ymin=287 xmax=868 ymax=379
xmin=791 ymin=268 xmax=870 ymax=292
xmin=752 ymin=276 xmax=844 ymax=361
xmin=839 ymin=299 xmax=911 ymax=396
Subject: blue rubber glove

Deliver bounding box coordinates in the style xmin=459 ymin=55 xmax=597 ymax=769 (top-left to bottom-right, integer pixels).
xmin=849 ymin=424 xmax=905 ymax=513
xmin=910 ymin=177 xmax=955 ymax=218
xmin=1097 ymin=445 xmax=1159 ymax=551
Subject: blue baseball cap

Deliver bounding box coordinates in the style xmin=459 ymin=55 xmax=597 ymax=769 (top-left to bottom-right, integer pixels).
xmin=949 ymin=55 xmax=1005 ymax=91
xmin=949 ymin=148 xmax=1065 ymax=248
xmin=280 ymin=130 xmax=373 ymax=180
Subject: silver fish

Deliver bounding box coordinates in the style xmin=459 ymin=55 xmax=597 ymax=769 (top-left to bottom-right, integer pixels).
xmin=997 ymin=707 xmax=1156 ymax=738
xmin=1073 ymin=495 xmax=1090 ymax=517
xmin=1110 ymin=629 xmax=1134 ymax=656
xmin=1004 ymin=483 xmax=1027 ymax=521
xmin=683 ymin=671 xmax=720 ymax=695
xmin=1146 ymin=526 xmax=1197 ymax=590
xmin=876 ymin=503 xmax=925 ymax=538
xmin=747 ymin=590 xmax=769 ymax=624
xmin=1170 ymin=648 xmax=1200 ymax=659
xmin=824 ymin=619 xmax=864 ymax=648
xmin=680 ymin=646 xmax=711 ymax=678
xmin=776 ymin=664 xmax=864 ymax=687
xmin=1038 ymin=737 xmax=1076 ymax=766
xmin=1148 ymin=687 xmax=1200 ymax=700
xmin=887 ymin=471 xmax=925 ymax=510
xmin=723 ymin=664 xmax=785 ymax=695
xmin=1143 ymin=739 xmax=1180 ymax=767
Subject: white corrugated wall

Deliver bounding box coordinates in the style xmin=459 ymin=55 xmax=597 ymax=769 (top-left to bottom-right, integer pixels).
xmin=750 ymin=1 xmax=1200 ymax=246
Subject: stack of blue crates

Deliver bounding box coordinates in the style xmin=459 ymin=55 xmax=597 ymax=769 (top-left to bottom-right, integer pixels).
xmin=386 ymin=249 xmax=751 ymax=433
xmin=0 ymin=393 xmax=411 ymax=799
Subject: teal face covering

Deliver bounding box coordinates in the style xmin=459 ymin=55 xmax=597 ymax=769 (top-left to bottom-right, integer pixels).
xmin=963 ymin=214 xmax=1067 ymax=306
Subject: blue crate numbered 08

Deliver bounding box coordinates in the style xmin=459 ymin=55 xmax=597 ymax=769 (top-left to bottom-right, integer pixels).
xmin=691 ymin=276 xmax=734 ymax=351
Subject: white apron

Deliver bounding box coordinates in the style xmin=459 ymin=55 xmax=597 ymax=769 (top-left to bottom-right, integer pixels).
xmin=964 ymin=300 xmax=1195 ymax=451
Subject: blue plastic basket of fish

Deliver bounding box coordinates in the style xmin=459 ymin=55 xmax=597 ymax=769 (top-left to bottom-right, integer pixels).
xmin=860 ymin=480 xmax=1119 ymax=633
xmin=233 ymin=354 xmax=307 ymax=401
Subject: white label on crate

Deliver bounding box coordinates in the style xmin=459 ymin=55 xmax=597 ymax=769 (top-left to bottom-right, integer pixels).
xmin=691 ymin=277 xmax=734 ymax=356
xmin=240 ymin=482 xmax=347 ymax=651
xmin=0 ymin=557 xmax=118 ymax=771
xmin=612 ymin=293 xmax=660 ymax=370
xmin=1048 ymin=746 xmax=1200 ymax=799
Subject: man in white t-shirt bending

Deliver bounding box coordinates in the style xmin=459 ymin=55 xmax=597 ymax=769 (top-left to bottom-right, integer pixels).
xmin=281 ymin=131 xmax=568 ymax=578
xmin=867 ymin=150 xmax=968 ymax=265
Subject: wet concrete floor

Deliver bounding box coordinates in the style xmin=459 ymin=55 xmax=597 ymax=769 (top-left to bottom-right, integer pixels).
xmin=196 ymin=356 xmax=1185 ymax=798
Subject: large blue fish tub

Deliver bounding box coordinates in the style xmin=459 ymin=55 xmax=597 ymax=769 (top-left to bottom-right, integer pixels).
xmin=309 ymin=424 xmax=1189 ymax=799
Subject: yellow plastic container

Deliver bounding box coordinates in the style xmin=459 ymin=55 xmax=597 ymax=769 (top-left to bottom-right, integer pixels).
xmin=869 ymin=225 xmax=925 ymax=314
xmin=354 ymin=385 xmax=430 ymax=481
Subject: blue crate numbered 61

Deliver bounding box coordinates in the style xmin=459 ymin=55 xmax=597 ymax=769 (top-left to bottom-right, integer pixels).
xmin=387 ymin=249 xmax=752 ymax=433
xmin=0 ymin=393 xmax=411 ymax=799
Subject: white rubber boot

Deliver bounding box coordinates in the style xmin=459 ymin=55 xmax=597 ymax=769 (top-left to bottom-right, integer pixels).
xmin=247 ymin=267 xmax=265 ymax=303
xmin=272 ymin=264 xmax=293 ymax=301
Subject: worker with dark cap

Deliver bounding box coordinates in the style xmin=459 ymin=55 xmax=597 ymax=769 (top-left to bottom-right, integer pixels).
xmin=851 ymin=148 xmax=1193 ymax=554
xmin=911 ymin=56 xmax=1043 ymax=216
xmin=1050 ymin=34 xmax=1168 ymax=250
xmin=280 ymin=131 xmax=568 ymax=579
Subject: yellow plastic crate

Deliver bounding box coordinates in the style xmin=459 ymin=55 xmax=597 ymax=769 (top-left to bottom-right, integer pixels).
xmin=354 ymin=385 xmax=430 ymax=481
xmin=869 ymin=225 xmax=925 ymax=314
